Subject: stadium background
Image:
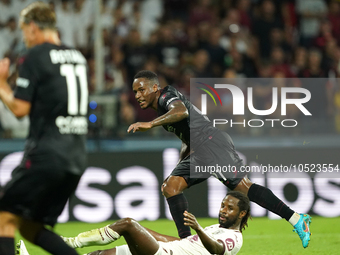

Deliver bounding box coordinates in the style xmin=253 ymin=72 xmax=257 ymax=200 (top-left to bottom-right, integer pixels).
xmin=0 ymin=0 xmax=339 ymax=240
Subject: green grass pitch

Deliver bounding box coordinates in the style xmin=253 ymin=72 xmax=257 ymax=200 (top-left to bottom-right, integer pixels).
xmin=15 ymin=216 xmax=340 ymax=255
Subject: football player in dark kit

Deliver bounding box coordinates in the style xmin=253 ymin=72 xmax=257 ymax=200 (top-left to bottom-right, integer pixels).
xmin=0 ymin=2 xmax=88 ymax=255
xmin=128 ymin=70 xmax=312 ymax=248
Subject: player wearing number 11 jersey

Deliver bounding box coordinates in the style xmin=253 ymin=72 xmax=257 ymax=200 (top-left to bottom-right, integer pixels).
xmin=0 ymin=2 xmax=88 ymax=255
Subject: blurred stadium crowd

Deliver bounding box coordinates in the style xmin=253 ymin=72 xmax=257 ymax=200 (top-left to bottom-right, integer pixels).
xmin=1 ymin=0 xmax=340 ymax=138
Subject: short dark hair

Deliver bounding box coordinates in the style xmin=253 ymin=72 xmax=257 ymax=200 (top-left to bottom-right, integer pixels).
xmin=134 ymin=70 xmax=158 ymax=81
xmin=226 ymin=191 xmax=251 ymax=232
xmin=134 ymin=70 xmax=160 ymax=87
xmin=20 ymin=2 xmax=56 ymax=30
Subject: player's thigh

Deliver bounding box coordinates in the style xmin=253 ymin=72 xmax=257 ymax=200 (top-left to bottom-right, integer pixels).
xmin=0 ymin=167 xmax=43 ymax=218
xmin=38 ymin=171 xmax=81 ymax=225
xmin=122 ymin=219 xmax=160 ymax=255
xmin=162 ymin=154 xmax=208 ymax=197
xmin=162 ymin=156 xmax=191 ymax=197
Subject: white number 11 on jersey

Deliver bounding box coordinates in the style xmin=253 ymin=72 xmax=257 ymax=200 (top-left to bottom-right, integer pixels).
xmin=60 ymin=64 xmax=88 ymax=115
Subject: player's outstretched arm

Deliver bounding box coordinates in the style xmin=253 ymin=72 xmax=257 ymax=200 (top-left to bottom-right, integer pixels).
xmin=0 ymin=58 xmax=31 ymax=117
xmin=150 ymin=100 xmax=188 ymax=127
xmin=184 ymin=211 xmax=224 ymax=255
xmin=127 ymin=121 xmax=153 ymax=133
xmin=127 ymin=100 xmax=188 ymax=133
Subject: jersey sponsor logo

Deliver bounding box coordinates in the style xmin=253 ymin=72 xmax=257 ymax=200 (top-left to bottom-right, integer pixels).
xmin=188 ymin=234 xmax=199 ymax=243
xmin=166 ymin=97 xmax=179 ymax=106
xmin=55 ymin=116 xmax=88 ymax=135
xmin=225 ymin=238 xmax=235 ymax=251
xmin=50 ymin=49 xmax=87 ymax=65
xmin=196 ymin=82 xmax=223 ymax=106
xmin=16 ymin=77 xmax=30 ymax=88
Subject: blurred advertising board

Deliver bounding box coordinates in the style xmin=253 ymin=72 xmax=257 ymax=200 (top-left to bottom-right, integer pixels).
xmin=0 ymin=148 xmax=339 ymax=222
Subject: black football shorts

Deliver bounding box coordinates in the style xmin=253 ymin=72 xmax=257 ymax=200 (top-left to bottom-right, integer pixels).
xmin=0 ymin=166 xmax=81 ymax=226
xmin=170 ymin=130 xmax=246 ymax=190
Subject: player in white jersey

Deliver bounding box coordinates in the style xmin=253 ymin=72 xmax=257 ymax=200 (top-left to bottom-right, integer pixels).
xmin=17 ymin=191 xmax=250 ymax=255
xmin=153 ymin=223 xmax=243 ymax=255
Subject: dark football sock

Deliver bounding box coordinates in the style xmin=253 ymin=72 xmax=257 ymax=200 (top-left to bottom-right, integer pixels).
xmin=167 ymin=193 xmax=191 ymax=238
xmin=0 ymin=237 xmax=14 ymax=255
xmin=248 ymin=183 xmax=295 ymax=221
xmin=34 ymin=228 xmax=78 ymax=255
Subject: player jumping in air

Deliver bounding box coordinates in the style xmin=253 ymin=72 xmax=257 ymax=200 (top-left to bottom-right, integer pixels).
xmin=18 ymin=191 xmax=251 ymax=255
xmin=127 ymin=70 xmax=311 ymax=248
xmin=0 ymin=2 xmax=88 ymax=255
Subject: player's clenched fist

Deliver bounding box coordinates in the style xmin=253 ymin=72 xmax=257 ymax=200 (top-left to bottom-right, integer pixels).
xmin=183 ymin=211 xmax=202 ymax=231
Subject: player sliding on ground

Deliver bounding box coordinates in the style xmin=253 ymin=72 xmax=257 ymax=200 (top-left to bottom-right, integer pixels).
xmin=127 ymin=70 xmax=311 ymax=248
xmin=17 ymin=191 xmax=250 ymax=255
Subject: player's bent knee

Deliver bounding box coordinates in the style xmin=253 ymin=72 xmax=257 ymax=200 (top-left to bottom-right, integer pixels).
xmin=161 ymin=182 xmax=166 ymax=194
xmin=122 ymin=217 xmax=134 ymax=224
xmin=233 ymin=176 xmax=253 ymax=195
xmin=162 ymin=178 xmax=187 ymax=198
xmin=162 ymin=177 xmax=187 ymax=198
xmin=118 ymin=217 xmax=139 ymax=232
xmin=162 ymin=185 xmax=182 ymax=198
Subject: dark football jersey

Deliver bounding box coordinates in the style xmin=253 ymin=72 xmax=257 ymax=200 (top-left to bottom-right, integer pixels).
xmin=14 ymin=43 xmax=88 ymax=175
xmin=157 ymin=85 xmax=216 ymax=148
